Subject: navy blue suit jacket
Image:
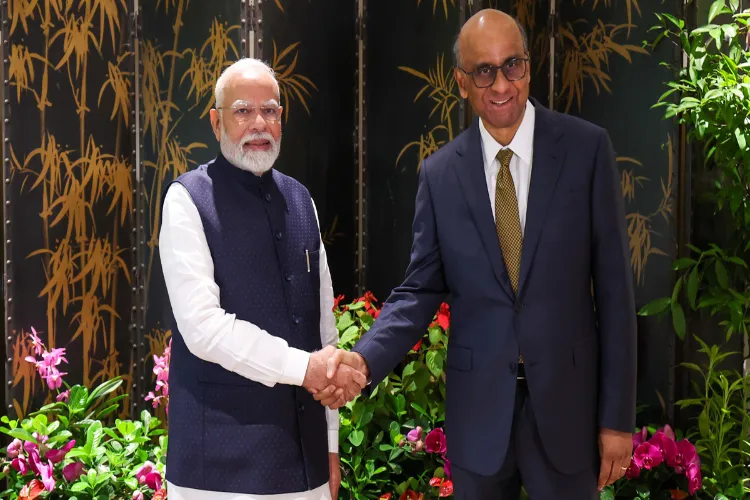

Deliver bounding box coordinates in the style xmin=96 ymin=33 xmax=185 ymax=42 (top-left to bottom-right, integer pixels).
xmin=353 ymin=99 xmax=637 ymax=476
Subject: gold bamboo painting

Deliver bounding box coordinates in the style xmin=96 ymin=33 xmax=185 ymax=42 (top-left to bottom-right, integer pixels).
xmin=6 ymin=0 xmax=133 ymax=418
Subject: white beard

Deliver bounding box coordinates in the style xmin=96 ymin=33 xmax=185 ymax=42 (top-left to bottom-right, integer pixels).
xmin=220 ymin=127 xmax=281 ymax=174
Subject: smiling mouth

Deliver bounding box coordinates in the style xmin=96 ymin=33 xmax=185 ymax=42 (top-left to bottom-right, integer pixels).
xmin=490 ymin=97 xmax=512 ymax=106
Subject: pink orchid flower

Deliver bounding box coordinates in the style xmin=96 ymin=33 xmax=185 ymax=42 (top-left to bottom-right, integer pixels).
xmin=649 ymin=431 xmax=678 ymax=462
xmin=668 ymin=439 xmax=698 ymax=473
xmin=425 ymin=428 xmax=446 ymax=454
xmin=11 ymin=456 xmax=29 ymax=474
xmin=39 ymin=460 xmax=55 ymax=491
xmin=45 ymin=440 xmax=76 ymax=464
xmin=135 ymin=462 xmax=156 ymax=484
xmin=633 ymin=442 xmax=663 ymax=470
xmin=6 ymin=439 xmax=22 ymax=458
xmin=407 ymin=427 xmax=423 ymax=442
xmin=63 ymin=461 xmax=85 ymax=482
xmin=632 ymin=427 xmax=648 ymax=451
xmin=625 ymin=460 xmax=640 ymax=479
xmin=687 ymin=462 xmax=702 ymax=494
xmin=145 ymin=471 xmax=163 ymax=491
xmin=132 ymin=491 xmax=144 ymax=500
xmin=56 ymin=390 xmax=70 ymax=402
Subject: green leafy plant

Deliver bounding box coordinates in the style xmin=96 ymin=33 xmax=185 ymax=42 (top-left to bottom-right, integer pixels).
xmin=334 ymin=293 xmax=453 ymax=500
xmin=0 ymin=329 xmax=168 ymax=500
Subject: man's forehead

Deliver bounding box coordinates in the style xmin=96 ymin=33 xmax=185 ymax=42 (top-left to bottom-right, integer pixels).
xmin=462 ymin=34 xmax=524 ymax=65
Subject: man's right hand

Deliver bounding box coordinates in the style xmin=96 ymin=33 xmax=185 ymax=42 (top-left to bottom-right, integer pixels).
xmin=302 ymin=346 xmax=367 ymax=403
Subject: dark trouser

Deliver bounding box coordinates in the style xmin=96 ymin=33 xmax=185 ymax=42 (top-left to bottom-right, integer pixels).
xmin=452 ymin=376 xmax=599 ymax=500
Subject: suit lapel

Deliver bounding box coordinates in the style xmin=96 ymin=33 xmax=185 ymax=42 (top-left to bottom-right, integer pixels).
xmin=454 ymin=119 xmax=515 ymax=301
xmin=517 ymin=100 xmax=565 ymax=294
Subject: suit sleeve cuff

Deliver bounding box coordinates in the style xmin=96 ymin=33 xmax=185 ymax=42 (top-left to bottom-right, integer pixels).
xmin=278 ymin=347 xmax=310 ymax=386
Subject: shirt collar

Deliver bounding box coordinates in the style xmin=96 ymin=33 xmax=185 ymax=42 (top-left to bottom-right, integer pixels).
xmin=479 ymin=99 xmax=535 ymax=168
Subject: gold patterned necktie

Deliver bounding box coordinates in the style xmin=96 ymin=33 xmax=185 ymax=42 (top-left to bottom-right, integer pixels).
xmin=495 ymin=148 xmax=524 ymax=365
xmin=495 ymin=148 xmax=523 ymax=294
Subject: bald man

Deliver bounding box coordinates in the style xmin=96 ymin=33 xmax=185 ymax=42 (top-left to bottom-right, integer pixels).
xmin=159 ymin=58 xmax=366 ymax=499
xmin=326 ymin=9 xmax=637 ymax=499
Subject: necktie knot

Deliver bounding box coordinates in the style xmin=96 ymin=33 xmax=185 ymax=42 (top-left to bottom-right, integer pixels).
xmin=497 ymin=148 xmax=514 ymax=169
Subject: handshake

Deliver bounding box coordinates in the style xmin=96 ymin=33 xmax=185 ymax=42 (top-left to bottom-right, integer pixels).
xmin=301 ymin=345 xmax=369 ymax=409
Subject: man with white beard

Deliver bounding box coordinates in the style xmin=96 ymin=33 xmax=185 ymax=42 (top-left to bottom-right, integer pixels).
xmin=158 ymin=58 xmax=367 ymax=500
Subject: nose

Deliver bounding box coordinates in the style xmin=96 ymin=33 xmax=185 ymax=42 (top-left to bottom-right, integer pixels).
xmin=246 ymin=112 xmax=268 ymax=134
xmin=490 ymin=69 xmax=513 ymax=94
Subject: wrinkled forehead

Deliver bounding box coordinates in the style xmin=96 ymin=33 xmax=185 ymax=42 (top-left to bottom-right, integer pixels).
xmin=223 ymin=71 xmax=280 ymax=105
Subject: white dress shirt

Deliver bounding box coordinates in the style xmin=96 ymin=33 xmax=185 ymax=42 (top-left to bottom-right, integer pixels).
xmin=479 ymin=100 xmax=536 ymax=233
xmin=159 ymin=180 xmax=337 ymax=500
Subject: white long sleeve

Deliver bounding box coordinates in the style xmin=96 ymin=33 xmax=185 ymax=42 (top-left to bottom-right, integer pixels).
xmin=159 ymin=182 xmax=339 ymax=453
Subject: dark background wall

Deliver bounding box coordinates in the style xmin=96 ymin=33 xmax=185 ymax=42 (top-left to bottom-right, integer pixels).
xmin=1 ymin=0 xmax=689 ymax=426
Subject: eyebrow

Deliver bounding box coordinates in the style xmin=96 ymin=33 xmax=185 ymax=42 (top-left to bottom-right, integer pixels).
xmin=229 ymin=98 xmax=280 ymax=107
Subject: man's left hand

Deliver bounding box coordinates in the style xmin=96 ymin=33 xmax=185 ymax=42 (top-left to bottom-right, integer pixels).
xmin=329 ymin=453 xmax=341 ymax=499
xmin=598 ymin=428 xmax=633 ymax=490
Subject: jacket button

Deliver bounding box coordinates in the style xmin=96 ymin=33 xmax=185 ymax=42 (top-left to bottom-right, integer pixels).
xmin=298 ymin=403 xmax=305 ymax=411
xmin=514 ymin=302 xmax=522 ymax=312
xmin=264 ymin=192 xmax=272 ymax=202
xmin=292 ymin=315 xmax=300 ymax=324
xmin=275 ymin=231 xmax=282 ymax=240
xmin=285 ymin=273 xmax=292 ymax=282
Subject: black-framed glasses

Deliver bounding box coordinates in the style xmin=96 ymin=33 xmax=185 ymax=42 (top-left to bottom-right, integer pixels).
xmin=457 ymin=57 xmax=529 ymax=88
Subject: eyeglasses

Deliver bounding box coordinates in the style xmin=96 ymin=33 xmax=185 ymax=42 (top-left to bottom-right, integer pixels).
xmin=216 ymin=100 xmax=282 ymax=124
xmin=457 ymin=57 xmax=529 ymax=88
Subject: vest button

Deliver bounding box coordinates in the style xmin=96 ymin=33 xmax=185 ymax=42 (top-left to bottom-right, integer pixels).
xmin=264 ymin=192 xmax=271 ymax=202
xmin=292 ymin=315 xmax=300 ymax=324
xmin=285 ymin=273 xmax=292 ymax=282
xmin=275 ymin=231 xmax=282 ymax=240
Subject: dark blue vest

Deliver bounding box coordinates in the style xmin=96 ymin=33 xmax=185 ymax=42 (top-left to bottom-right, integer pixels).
xmin=164 ymin=155 xmax=329 ymax=495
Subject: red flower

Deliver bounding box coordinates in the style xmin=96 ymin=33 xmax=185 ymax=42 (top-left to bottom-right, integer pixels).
xmin=18 ymin=480 xmax=45 ymax=500
xmin=429 ymin=478 xmax=454 ymax=497
xmin=152 ymin=489 xmax=168 ymax=500
xmin=670 ymin=490 xmax=689 ymax=500
xmin=379 ymin=494 xmax=392 ymax=500
xmin=412 ymin=339 xmax=423 ymax=351
xmin=436 ymin=303 xmax=450 ymax=330
xmin=399 ymin=490 xmax=423 ymax=500
xmin=333 ymin=295 xmax=346 ymax=310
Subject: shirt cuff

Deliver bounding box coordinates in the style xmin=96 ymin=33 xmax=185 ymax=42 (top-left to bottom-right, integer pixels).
xmin=328 ymin=430 xmax=338 ymax=453
xmin=278 ymin=347 xmax=311 ymax=386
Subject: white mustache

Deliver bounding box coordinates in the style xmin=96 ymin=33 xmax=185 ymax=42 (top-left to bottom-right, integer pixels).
xmin=240 ymin=131 xmax=275 ymax=146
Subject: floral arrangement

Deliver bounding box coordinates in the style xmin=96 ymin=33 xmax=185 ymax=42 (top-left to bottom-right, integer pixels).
xmin=604 ymin=424 xmax=702 ymax=499
xmin=0 ymin=329 xmax=168 ymax=499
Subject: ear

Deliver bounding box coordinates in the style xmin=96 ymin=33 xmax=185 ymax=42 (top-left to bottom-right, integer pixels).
xmin=209 ymin=109 xmax=222 ymax=143
xmin=455 ymin=68 xmax=469 ymax=99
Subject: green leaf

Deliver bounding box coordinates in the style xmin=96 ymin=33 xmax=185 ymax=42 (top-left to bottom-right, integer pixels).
xmin=401 ymin=361 xmax=416 ymax=378
xmin=339 ymin=325 xmax=360 ymax=345
xmin=86 ymin=421 xmax=103 ymax=449
xmin=599 ymin=486 xmax=615 ymax=500
xmin=7 ymin=428 xmax=34 ymax=442
xmin=348 ymin=301 xmax=365 ymax=311
xmin=426 ymin=350 xmax=444 ymax=377
xmin=715 ymin=259 xmax=729 ymax=288
xmin=671 ymin=302 xmax=686 ymax=339
xmin=124 ymin=478 xmax=138 ymax=490
xmin=698 ymin=409 xmax=711 ymax=437
xmin=638 ymin=297 xmax=670 ymax=316
xmin=87 ymin=377 xmax=122 ymax=405
xmin=428 ymin=327 xmax=442 ymax=346
xmin=336 ymin=312 xmax=355 ymax=331
xmin=673 ymin=258 xmax=697 ymax=270
xmin=726 ymin=256 xmax=747 ymax=268
xmin=348 ymin=430 xmax=364 ymax=447
xmin=687 ymin=267 xmax=700 ymax=310
xmin=70 ymin=482 xmax=89 ymax=493
xmin=735 ymin=128 xmax=747 ymax=150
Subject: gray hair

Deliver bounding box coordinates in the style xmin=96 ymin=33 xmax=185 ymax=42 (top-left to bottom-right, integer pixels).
xmin=453 ymin=17 xmax=529 ymax=68
xmin=214 ymin=58 xmax=279 ymax=108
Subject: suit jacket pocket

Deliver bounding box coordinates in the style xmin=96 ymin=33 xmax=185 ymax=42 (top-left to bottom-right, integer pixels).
xmin=446 ymin=345 xmax=472 ymax=371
